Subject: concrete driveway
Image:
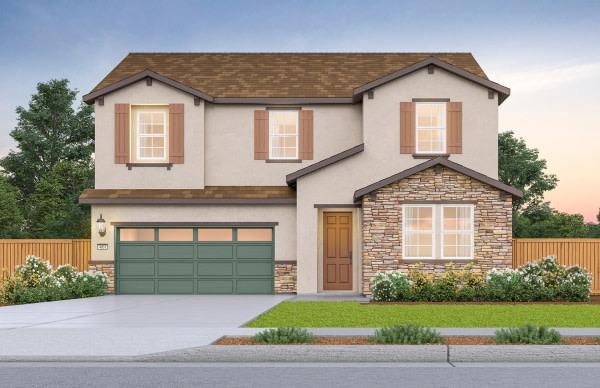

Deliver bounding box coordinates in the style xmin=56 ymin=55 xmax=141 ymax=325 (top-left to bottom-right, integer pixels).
xmin=0 ymin=295 xmax=290 ymax=357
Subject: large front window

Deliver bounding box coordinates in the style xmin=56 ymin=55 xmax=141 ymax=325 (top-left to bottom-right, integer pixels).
xmin=269 ymin=110 xmax=298 ymax=159
xmin=403 ymin=204 xmax=474 ymax=260
xmin=131 ymin=106 xmax=169 ymax=162
xmin=416 ymin=102 xmax=446 ymax=154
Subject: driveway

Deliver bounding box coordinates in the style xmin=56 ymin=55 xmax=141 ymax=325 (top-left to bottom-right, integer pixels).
xmin=0 ymin=295 xmax=290 ymax=357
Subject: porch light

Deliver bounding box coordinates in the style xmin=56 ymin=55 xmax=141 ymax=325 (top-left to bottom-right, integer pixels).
xmin=96 ymin=214 xmax=106 ymax=237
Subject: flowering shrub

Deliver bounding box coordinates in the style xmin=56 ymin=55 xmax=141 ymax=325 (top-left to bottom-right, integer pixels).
xmin=371 ymin=256 xmax=591 ymax=302
xmin=1 ymin=256 xmax=107 ymax=305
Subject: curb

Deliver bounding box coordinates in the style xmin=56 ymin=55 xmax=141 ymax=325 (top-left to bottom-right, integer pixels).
xmin=450 ymin=345 xmax=600 ymax=362
xmin=138 ymin=345 xmax=448 ymax=362
xmin=2 ymin=345 xmax=600 ymax=363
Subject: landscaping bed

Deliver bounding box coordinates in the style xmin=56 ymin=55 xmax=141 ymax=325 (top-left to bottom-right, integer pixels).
xmin=215 ymin=336 xmax=600 ymax=346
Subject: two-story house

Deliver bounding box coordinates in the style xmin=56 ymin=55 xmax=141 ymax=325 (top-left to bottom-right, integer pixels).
xmin=80 ymin=53 xmax=521 ymax=295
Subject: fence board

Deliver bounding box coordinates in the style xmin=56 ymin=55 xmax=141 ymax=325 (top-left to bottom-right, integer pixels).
xmin=512 ymin=238 xmax=600 ymax=295
xmin=0 ymin=239 xmax=91 ymax=278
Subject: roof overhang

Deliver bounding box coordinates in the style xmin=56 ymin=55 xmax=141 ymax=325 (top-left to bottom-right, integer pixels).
xmin=286 ymin=143 xmax=364 ymax=186
xmin=353 ymin=157 xmax=523 ymax=202
xmin=352 ymin=57 xmax=510 ymax=105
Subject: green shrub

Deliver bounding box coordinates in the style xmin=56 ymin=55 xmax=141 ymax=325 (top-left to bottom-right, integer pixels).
xmin=495 ymin=324 xmax=561 ymax=344
xmin=251 ymin=328 xmax=314 ymax=344
xmin=371 ymin=256 xmax=591 ymax=302
xmin=371 ymin=324 xmax=442 ymax=344
xmin=1 ymin=256 xmax=107 ymax=305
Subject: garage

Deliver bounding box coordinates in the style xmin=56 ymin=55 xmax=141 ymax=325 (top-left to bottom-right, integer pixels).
xmin=115 ymin=225 xmax=274 ymax=294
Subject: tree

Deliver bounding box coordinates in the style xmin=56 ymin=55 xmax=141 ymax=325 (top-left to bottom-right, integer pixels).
xmin=0 ymin=79 xmax=94 ymax=237
xmin=513 ymin=203 xmax=588 ymax=238
xmin=0 ymin=176 xmax=25 ymax=237
xmin=0 ymin=79 xmax=94 ymax=199
xmin=498 ymin=131 xmax=558 ymax=212
xmin=26 ymin=160 xmax=93 ymax=238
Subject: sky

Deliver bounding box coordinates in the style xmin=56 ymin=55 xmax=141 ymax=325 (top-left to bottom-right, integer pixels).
xmin=0 ymin=0 xmax=599 ymax=221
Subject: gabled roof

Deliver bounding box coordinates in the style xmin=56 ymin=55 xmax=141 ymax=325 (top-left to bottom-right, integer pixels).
xmin=83 ymin=52 xmax=509 ymax=104
xmin=353 ymin=157 xmax=523 ymax=202
xmin=286 ymin=144 xmax=364 ymax=186
xmin=79 ymin=187 xmax=296 ymax=205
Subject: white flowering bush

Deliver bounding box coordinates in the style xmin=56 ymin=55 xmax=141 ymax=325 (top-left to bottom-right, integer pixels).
xmin=1 ymin=256 xmax=107 ymax=305
xmin=371 ymin=256 xmax=591 ymax=302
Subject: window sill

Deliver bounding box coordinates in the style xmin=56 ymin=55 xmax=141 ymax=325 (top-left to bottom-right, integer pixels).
xmin=412 ymin=154 xmax=450 ymax=159
xmin=126 ymin=163 xmax=173 ymax=170
xmin=265 ymin=159 xmax=302 ymax=163
xmin=402 ymin=258 xmax=474 ymax=263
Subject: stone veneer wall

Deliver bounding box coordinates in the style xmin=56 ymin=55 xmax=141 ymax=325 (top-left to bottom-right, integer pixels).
xmin=274 ymin=262 xmax=297 ymax=294
xmin=361 ymin=166 xmax=513 ymax=295
xmin=88 ymin=262 xmax=115 ymax=294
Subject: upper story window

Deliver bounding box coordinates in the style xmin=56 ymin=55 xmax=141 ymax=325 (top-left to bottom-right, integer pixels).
xmin=131 ymin=105 xmax=169 ymax=162
xmin=416 ymin=102 xmax=446 ymax=154
xmin=403 ymin=204 xmax=474 ymax=260
xmin=269 ymin=110 xmax=298 ymax=159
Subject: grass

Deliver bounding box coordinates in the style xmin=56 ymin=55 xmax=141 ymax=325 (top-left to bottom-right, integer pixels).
xmin=246 ymin=301 xmax=600 ymax=328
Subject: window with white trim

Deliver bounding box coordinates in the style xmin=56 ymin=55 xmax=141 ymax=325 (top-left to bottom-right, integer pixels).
xmin=269 ymin=110 xmax=298 ymax=159
xmin=402 ymin=204 xmax=474 ymax=260
xmin=131 ymin=106 xmax=169 ymax=162
xmin=416 ymin=102 xmax=446 ymax=154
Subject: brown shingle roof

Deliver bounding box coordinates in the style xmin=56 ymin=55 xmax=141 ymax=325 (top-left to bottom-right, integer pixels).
xmin=79 ymin=187 xmax=296 ymax=204
xmin=91 ymin=52 xmax=487 ymax=98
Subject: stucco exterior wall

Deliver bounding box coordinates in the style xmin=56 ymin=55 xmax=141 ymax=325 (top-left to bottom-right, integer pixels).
xmin=203 ymin=104 xmax=362 ymax=185
xmin=90 ymin=205 xmax=296 ymax=263
xmin=295 ymin=68 xmax=500 ymax=293
xmin=361 ymin=166 xmax=513 ymax=294
xmin=94 ymin=80 xmax=205 ymax=189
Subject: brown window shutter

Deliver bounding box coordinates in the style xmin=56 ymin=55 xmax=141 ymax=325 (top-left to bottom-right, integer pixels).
xmin=114 ymin=104 xmax=130 ymax=164
xmin=298 ymin=110 xmax=314 ymax=160
xmin=400 ymin=102 xmax=415 ymax=154
xmin=169 ymin=104 xmax=185 ymax=164
xmin=254 ymin=110 xmax=269 ymax=160
xmin=447 ymin=101 xmax=463 ymax=154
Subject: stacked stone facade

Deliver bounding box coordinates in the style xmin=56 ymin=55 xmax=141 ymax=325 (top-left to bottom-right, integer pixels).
xmin=274 ymin=262 xmax=297 ymax=293
xmin=88 ymin=262 xmax=115 ymax=294
xmin=361 ymin=166 xmax=512 ymax=294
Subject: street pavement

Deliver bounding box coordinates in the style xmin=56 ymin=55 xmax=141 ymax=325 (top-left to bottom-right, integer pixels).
xmin=1 ymin=362 xmax=600 ymax=388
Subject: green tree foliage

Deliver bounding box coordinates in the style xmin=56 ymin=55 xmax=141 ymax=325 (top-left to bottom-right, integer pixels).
xmin=498 ymin=131 xmax=558 ymax=212
xmin=0 ymin=176 xmax=25 ymax=238
xmin=0 ymin=79 xmax=94 ymax=237
xmin=499 ymin=132 xmax=599 ymax=237
xmin=26 ymin=160 xmax=93 ymax=238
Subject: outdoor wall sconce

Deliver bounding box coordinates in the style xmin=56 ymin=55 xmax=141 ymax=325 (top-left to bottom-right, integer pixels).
xmin=96 ymin=214 xmax=106 ymax=237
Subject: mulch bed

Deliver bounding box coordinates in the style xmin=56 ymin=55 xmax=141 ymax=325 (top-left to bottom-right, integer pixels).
xmin=214 ymin=336 xmax=600 ymax=346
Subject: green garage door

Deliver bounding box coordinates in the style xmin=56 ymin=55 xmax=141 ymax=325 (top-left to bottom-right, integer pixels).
xmin=116 ymin=226 xmax=274 ymax=294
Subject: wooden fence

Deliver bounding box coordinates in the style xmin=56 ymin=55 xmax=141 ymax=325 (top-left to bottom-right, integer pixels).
xmin=0 ymin=239 xmax=91 ymax=279
xmin=513 ymin=238 xmax=600 ymax=295
xmin=0 ymin=238 xmax=599 ymax=294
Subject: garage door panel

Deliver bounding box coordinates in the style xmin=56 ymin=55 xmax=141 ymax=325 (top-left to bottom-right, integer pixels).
xmin=118 ymin=279 xmax=155 ymax=294
xmin=197 ymin=245 xmax=234 ymax=259
xmin=236 ymin=279 xmax=273 ymax=294
xmin=157 ymin=279 xmax=194 ymax=294
xmin=119 ymin=245 xmax=155 ymax=259
xmin=236 ymin=245 xmax=272 ymax=259
xmin=237 ymin=261 xmax=273 ymax=276
xmin=198 ymin=261 xmax=234 ymax=276
xmin=157 ymin=261 xmax=194 ymax=276
xmin=119 ymin=261 xmax=155 ymax=277
xmin=158 ymin=245 xmax=194 ymax=259
xmin=198 ymin=279 xmax=234 ymax=294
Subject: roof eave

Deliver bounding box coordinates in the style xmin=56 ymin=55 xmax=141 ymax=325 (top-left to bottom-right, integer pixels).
xmin=352 ymin=57 xmax=510 ymax=105
xmin=352 ymin=157 xmax=523 ymax=202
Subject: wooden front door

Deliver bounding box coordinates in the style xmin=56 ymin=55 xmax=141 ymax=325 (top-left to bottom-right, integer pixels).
xmin=323 ymin=212 xmax=353 ymax=290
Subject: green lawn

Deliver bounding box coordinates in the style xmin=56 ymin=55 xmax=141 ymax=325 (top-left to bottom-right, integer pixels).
xmin=246 ymin=301 xmax=600 ymax=328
